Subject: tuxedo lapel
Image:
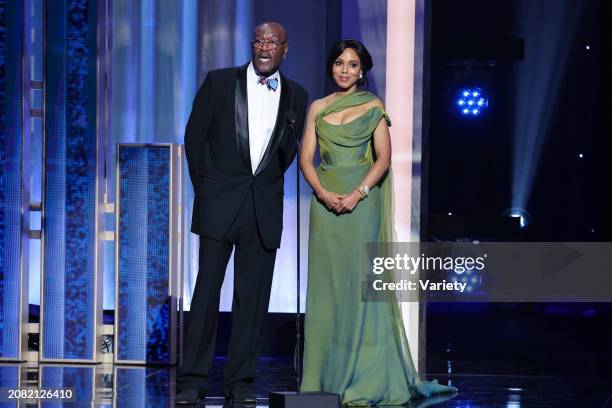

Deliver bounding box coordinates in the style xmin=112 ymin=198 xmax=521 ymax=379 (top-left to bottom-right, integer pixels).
xmin=254 ymin=74 xmax=291 ymax=176
xmin=235 ymin=64 xmax=252 ymax=174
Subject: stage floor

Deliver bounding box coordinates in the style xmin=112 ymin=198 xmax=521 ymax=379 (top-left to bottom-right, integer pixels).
xmin=3 ymin=357 xmax=611 ymax=407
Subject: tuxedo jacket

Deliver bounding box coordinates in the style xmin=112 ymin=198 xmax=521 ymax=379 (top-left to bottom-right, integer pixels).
xmin=185 ymin=64 xmax=308 ymax=249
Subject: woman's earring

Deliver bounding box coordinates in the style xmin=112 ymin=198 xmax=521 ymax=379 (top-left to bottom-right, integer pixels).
xmin=359 ymin=72 xmax=363 ymax=79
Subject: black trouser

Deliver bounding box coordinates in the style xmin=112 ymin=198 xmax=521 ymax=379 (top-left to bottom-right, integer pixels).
xmin=178 ymin=190 xmax=277 ymax=393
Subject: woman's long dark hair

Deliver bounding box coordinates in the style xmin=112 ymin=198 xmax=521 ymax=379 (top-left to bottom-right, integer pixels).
xmin=326 ymin=39 xmax=373 ymax=88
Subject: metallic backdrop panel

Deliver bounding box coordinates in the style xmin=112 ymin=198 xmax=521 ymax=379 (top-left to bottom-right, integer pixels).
xmin=116 ymin=145 xmax=177 ymax=364
xmin=0 ymin=364 xmax=19 ymax=389
xmin=0 ymin=0 xmax=24 ymax=359
xmin=42 ymin=0 xmax=99 ymax=361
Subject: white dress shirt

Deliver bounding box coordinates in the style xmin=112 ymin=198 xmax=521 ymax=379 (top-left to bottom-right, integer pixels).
xmin=246 ymin=62 xmax=281 ymax=174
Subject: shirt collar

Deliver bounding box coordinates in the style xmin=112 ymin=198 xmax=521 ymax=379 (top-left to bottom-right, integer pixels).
xmin=248 ymin=61 xmax=280 ymax=82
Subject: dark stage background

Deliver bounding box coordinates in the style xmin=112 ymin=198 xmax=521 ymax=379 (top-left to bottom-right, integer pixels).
xmin=423 ymin=0 xmax=612 ymax=378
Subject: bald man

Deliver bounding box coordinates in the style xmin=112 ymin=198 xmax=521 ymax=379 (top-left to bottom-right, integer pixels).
xmin=178 ymin=22 xmax=308 ymax=404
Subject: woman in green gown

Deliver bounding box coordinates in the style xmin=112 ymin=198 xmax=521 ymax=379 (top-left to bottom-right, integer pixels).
xmin=299 ymin=39 xmax=457 ymax=406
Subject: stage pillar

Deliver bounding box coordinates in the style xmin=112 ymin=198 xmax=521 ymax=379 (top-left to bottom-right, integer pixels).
xmin=40 ymin=0 xmax=109 ymax=363
xmin=0 ymin=0 xmax=30 ymax=362
xmin=114 ymin=144 xmax=183 ymax=365
xmin=386 ymin=0 xmax=427 ymax=369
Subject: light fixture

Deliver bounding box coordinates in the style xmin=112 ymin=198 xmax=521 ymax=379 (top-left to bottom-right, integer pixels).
xmin=503 ymin=207 xmax=531 ymax=228
xmin=456 ymin=87 xmax=488 ymax=117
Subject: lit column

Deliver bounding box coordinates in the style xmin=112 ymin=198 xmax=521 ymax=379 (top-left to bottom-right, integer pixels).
xmin=41 ymin=0 xmax=108 ymax=362
xmin=0 ymin=0 xmax=29 ymax=362
xmin=115 ymin=144 xmax=183 ymax=365
xmin=386 ymin=0 xmax=424 ymax=367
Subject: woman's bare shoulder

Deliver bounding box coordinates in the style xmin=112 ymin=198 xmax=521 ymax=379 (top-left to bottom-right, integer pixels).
xmin=309 ymin=94 xmax=335 ymax=116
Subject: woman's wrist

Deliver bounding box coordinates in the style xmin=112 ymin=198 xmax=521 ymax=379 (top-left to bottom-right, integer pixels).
xmin=352 ymin=188 xmax=364 ymax=200
xmin=357 ymin=184 xmax=369 ymax=197
xmin=354 ymin=185 xmax=369 ymax=199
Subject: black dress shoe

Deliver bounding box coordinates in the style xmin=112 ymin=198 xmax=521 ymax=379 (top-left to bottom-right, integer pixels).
xmin=225 ymin=386 xmax=256 ymax=404
xmin=175 ymin=388 xmax=204 ymax=405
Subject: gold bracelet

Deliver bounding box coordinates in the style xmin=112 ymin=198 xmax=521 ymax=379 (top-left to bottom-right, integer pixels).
xmin=357 ymin=184 xmax=369 ymax=197
xmin=354 ymin=187 xmax=367 ymax=199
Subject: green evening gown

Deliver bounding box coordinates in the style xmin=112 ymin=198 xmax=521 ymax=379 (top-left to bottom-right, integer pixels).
xmin=301 ymin=91 xmax=457 ymax=406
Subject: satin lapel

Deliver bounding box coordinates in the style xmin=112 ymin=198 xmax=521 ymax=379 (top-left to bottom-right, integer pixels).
xmin=235 ymin=65 xmax=252 ymax=174
xmin=254 ymin=74 xmax=291 ymax=176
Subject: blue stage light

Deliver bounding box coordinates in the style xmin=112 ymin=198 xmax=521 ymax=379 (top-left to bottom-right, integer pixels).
xmin=456 ymin=87 xmax=488 ymax=117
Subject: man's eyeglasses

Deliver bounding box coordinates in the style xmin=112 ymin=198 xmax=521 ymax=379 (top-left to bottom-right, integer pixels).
xmin=251 ymin=39 xmax=287 ymax=50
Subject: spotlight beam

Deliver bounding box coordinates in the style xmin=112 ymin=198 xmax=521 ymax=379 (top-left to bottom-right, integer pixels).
xmin=512 ymin=2 xmax=584 ymax=210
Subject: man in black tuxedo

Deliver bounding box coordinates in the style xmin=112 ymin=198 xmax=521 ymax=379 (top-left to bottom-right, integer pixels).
xmin=177 ymin=22 xmax=308 ymax=404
